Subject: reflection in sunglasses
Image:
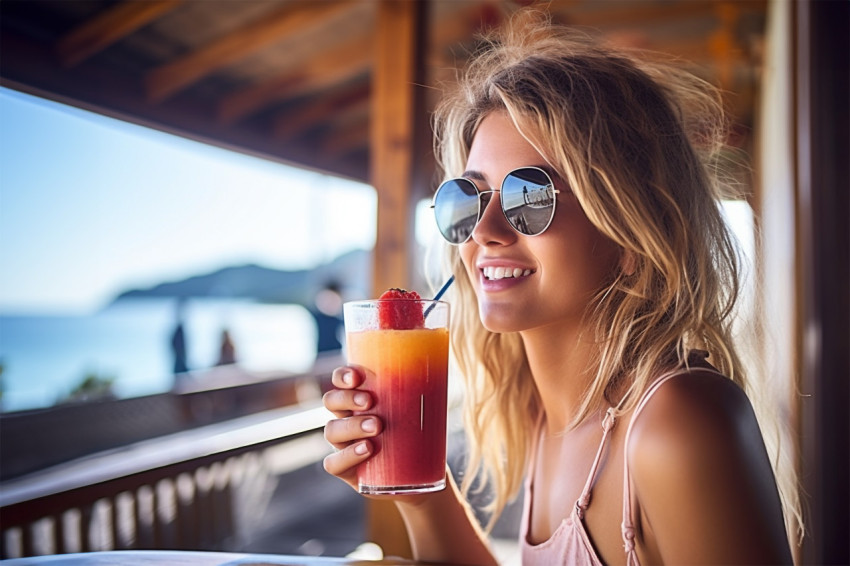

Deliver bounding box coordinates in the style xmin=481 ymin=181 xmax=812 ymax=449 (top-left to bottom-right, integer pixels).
xmin=522 ymin=185 xmax=555 ymax=207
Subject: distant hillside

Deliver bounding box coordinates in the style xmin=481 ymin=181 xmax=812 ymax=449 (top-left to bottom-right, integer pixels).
xmin=114 ymin=249 xmax=371 ymax=307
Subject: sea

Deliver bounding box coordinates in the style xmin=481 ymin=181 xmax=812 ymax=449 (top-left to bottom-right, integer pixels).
xmin=0 ymin=298 xmax=320 ymax=413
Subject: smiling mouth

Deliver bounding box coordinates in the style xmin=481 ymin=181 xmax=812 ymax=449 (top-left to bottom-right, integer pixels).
xmin=482 ymin=266 xmax=535 ymax=280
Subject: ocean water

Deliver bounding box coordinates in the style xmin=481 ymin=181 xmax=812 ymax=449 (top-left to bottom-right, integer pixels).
xmin=0 ymin=298 xmax=320 ymax=413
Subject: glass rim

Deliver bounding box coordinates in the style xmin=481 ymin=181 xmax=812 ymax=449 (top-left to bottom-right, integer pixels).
xmin=343 ymin=298 xmax=449 ymax=306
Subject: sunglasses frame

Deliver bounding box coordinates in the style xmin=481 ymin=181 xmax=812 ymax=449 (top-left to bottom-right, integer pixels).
xmin=431 ymin=166 xmax=560 ymax=245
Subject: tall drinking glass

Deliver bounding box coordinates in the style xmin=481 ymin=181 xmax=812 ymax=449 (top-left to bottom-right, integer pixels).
xmin=343 ymin=299 xmax=450 ymax=495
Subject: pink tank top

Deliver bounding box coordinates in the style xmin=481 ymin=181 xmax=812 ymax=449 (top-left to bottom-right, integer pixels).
xmin=520 ymin=355 xmax=717 ymax=565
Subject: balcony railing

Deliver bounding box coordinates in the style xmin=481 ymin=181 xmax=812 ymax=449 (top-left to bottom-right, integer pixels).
xmin=0 ymin=365 xmax=339 ymax=560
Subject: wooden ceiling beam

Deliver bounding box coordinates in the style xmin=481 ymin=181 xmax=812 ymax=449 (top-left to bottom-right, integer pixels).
xmin=217 ymin=34 xmax=371 ymax=125
xmin=56 ymin=0 xmax=182 ymax=68
xmin=550 ymin=0 xmax=765 ymax=29
xmin=323 ymin=123 xmax=368 ymax=160
xmin=431 ymin=1 xmax=504 ymax=46
xmin=321 ymin=110 xmax=369 ymax=158
xmin=145 ymin=0 xmax=352 ymax=102
xmin=709 ymin=2 xmax=742 ymax=90
xmin=273 ymin=82 xmax=370 ymax=141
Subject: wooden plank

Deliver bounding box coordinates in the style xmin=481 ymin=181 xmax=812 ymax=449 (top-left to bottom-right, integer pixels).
xmin=272 ymin=82 xmax=370 ymax=140
xmin=56 ymin=0 xmax=182 ymax=68
xmin=549 ymin=0 xmax=766 ymax=29
xmin=322 ymin=115 xmax=368 ymax=158
xmin=708 ymin=2 xmax=740 ymax=90
xmin=217 ymin=34 xmax=371 ymax=124
xmin=145 ymin=0 xmax=352 ymax=102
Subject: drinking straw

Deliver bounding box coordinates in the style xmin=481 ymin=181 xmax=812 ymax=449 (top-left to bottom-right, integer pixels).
xmin=424 ymin=275 xmax=455 ymax=319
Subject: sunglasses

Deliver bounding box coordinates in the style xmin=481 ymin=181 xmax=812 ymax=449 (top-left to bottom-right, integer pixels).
xmin=431 ymin=166 xmax=560 ymax=245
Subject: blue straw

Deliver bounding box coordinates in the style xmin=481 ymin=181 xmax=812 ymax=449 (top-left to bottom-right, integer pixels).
xmin=423 ymin=275 xmax=454 ymax=319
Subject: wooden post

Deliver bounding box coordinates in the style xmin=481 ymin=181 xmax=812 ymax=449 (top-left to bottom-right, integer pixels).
xmin=370 ymin=0 xmax=426 ymax=294
xmin=795 ymin=1 xmax=850 ymax=563
xmin=367 ymin=0 xmax=427 ymax=558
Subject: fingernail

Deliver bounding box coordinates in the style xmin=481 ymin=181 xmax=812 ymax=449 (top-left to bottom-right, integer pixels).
xmin=354 ymin=392 xmax=369 ymax=407
xmin=354 ymin=442 xmax=368 ymax=455
xmin=342 ymin=371 xmax=353 ymax=386
xmin=361 ymin=418 xmax=376 ymax=433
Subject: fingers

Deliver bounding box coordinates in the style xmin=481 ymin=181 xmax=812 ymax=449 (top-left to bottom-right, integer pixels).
xmin=323 ymin=438 xmax=373 ymax=484
xmin=331 ymin=365 xmax=365 ymax=389
xmin=322 ymin=415 xmax=381 ymax=490
xmin=322 ymin=365 xmax=380 ymax=491
xmin=323 ymin=366 xmax=373 ymax=418
xmin=323 ymin=388 xmax=372 ymax=417
xmin=324 ymin=414 xmax=382 ymax=449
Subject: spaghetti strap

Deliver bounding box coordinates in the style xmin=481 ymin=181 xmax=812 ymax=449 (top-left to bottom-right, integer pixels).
xmin=575 ymin=407 xmax=617 ymax=518
xmin=620 ymin=358 xmax=725 ymax=563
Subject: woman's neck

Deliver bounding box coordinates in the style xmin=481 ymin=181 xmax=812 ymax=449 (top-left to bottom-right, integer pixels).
xmin=521 ymin=322 xmax=600 ymax=434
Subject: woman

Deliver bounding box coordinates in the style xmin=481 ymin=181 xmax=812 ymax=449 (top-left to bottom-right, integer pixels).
xmin=323 ymin=10 xmax=799 ymax=565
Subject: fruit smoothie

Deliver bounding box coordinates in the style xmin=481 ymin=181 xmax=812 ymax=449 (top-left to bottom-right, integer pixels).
xmin=344 ymin=292 xmax=450 ymax=494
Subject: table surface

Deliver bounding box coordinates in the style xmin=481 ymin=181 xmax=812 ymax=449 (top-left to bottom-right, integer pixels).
xmin=1 ymin=550 xmax=420 ymax=566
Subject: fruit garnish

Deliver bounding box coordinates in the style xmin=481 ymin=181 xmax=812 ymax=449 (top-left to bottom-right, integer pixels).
xmin=378 ymin=288 xmax=425 ymax=330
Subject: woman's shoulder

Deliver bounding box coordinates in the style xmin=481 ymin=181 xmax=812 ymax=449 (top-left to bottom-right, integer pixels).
xmin=622 ymin=366 xmax=793 ymax=563
xmin=624 ymin=365 xmax=776 ymax=524
xmin=626 ymin=367 xmax=757 ymax=466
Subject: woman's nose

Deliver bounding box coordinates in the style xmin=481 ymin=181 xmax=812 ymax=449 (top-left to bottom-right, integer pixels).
xmin=469 ymin=191 xmax=517 ymax=246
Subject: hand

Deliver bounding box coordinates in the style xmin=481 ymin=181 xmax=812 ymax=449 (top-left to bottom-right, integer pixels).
xmin=322 ymin=365 xmax=382 ymax=491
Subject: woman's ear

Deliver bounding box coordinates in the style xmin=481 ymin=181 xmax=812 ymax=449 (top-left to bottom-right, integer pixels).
xmin=620 ymin=249 xmax=637 ymax=277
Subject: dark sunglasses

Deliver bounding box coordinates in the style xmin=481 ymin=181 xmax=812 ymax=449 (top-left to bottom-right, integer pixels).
xmin=431 ymin=166 xmax=560 ymax=245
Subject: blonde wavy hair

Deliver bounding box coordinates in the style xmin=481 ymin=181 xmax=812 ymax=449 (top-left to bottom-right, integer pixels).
xmin=432 ymin=9 xmax=801 ymax=539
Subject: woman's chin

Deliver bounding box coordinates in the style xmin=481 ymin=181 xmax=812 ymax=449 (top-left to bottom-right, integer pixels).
xmin=478 ymin=305 xmax=525 ymax=334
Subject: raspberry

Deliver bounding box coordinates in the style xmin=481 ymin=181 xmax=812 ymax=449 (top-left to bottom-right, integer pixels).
xmin=378 ymin=288 xmax=425 ymax=329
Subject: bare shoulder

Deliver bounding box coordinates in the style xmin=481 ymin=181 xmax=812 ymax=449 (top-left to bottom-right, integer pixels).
xmin=627 ymin=368 xmax=768 ymax=489
xmin=627 ymin=369 xmax=757 ymax=457
xmin=626 ymin=369 xmax=792 ymax=564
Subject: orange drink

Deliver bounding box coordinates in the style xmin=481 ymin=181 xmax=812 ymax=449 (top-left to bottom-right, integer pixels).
xmin=344 ymin=299 xmax=450 ymax=494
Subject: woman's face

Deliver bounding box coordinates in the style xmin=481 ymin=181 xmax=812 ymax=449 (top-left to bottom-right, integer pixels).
xmin=459 ymin=112 xmax=621 ymax=335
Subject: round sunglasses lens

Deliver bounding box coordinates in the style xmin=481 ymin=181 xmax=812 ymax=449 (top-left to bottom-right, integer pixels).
xmin=434 ymin=178 xmax=479 ymax=244
xmin=501 ymin=168 xmax=556 ymax=235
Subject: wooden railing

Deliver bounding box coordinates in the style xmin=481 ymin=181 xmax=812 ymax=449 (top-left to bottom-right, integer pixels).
xmin=0 ymin=402 xmax=333 ymax=559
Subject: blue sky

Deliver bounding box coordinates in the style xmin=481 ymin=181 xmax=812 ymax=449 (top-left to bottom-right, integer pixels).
xmin=0 ymin=87 xmax=379 ymax=313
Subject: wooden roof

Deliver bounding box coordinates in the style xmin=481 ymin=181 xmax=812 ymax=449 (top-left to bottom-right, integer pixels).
xmin=0 ymin=0 xmax=767 ymax=189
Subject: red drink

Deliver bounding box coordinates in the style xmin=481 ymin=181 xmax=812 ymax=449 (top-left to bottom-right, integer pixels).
xmin=344 ymin=301 xmax=450 ymax=494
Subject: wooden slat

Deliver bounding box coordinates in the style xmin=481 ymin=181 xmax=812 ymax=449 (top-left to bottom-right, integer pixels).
xmin=708 ymin=2 xmax=740 ymax=90
xmin=273 ymin=82 xmax=370 ymax=140
xmin=322 ymin=115 xmax=368 ymax=158
xmin=550 ymin=0 xmax=765 ymax=29
xmin=217 ymin=34 xmax=371 ymax=124
xmin=145 ymin=0 xmax=352 ymax=102
xmin=56 ymin=0 xmax=182 ymax=68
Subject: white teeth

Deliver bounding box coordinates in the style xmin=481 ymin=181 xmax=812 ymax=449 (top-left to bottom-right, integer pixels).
xmin=482 ymin=266 xmax=534 ymax=280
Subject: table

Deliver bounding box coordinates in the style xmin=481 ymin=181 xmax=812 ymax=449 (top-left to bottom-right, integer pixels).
xmin=1 ymin=550 xmax=419 ymax=565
